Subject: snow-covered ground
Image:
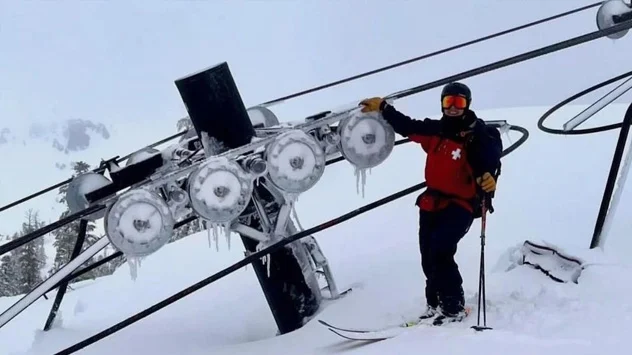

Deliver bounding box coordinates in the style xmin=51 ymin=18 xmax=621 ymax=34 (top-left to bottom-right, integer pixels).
xmin=2 ymin=103 xmax=632 ymax=355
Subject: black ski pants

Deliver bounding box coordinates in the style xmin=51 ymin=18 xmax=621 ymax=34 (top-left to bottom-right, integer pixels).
xmin=418 ymin=203 xmax=473 ymax=316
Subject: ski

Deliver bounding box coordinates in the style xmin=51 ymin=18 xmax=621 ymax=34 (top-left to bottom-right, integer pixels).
xmin=320 ymin=318 xmax=434 ymax=341
xmin=319 ymin=307 xmax=472 ymax=341
xmin=317 ymin=318 xmax=423 ymax=333
xmin=325 ymin=324 xmax=419 ymax=341
xmin=318 ymin=317 xmax=432 ymax=341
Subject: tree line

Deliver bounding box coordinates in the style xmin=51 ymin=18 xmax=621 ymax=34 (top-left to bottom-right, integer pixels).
xmin=0 ymin=118 xmax=203 ymax=298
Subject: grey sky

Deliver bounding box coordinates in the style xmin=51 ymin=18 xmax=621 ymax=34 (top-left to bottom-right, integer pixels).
xmin=1 ymin=0 xmax=632 ymax=234
xmin=2 ymin=0 xmax=629 ymax=132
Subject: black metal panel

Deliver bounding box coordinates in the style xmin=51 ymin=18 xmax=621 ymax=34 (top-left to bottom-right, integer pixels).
xmin=590 ymin=102 xmax=632 ymax=248
xmin=174 ymin=62 xmax=320 ymax=335
xmin=0 ymin=204 xmax=105 ymax=257
xmin=240 ymin=184 xmax=321 ymax=334
xmin=43 ymin=219 xmax=88 ymax=331
xmin=84 ymin=154 xmax=164 ymax=203
xmin=174 ymin=62 xmax=255 ymax=151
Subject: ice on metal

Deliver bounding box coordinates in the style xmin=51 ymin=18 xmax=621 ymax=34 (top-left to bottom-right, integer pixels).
xmin=598 ymin=130 xmax=632 ymax=249
xmin=127 ymin=257 xmax=144 ymax=281
xmin=256 ymin=240 xmax=274 ymax=278
xmin=354 ymin=167 xmax=369 ymax=198
xmin=105 ymin=188 xmax=175 ymax=258
xmin=66 ymin=172 xmax=111 ymax=220
xmin=564 ymin=76 xmax=632 ymax=131
xmin=188 ymin=156 xmax=254 ymax=224
xmin=338 ymin=111 xmax=395 ymax=170
xmin=265 ymin=129 xmax=325 ymax=194
xmin=596 ymin=0 xmax=632 ymax=40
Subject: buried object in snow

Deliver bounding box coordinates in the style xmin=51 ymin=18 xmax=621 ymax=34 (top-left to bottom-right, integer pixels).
xmin=506 ymin=240 xmax=584 ymax=283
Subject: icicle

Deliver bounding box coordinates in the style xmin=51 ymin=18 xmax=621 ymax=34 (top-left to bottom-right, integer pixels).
xmin=291 ymin=203 xmax=305 ymax=231
xmin=500 ymin=124 xmax=513 ymax=144
xmin=204 ymin=222 xmax=232 ymax=251
xmin=266 ymin=253 xmax=271 ymax=277
xmin=127 ymin=257 xmax=143 ymax=281
xmin=223 ymin=222 xmax=232 ymax=250
xmin=354 ymin=166 xmax=367 ymax=198
xmin=282 ymin=191 xmax=300 ymax=205
xmin=212 ymin=224 xmax=219 ymax=251
xmin=256 ymin=241 xmax=273 ymax=278
xmin=599 ymin=131 xmax=632 ymax=249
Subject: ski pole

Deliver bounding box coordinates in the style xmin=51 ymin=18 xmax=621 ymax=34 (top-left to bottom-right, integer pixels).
xmin=472 ymin=195 xmax=492 ymax=331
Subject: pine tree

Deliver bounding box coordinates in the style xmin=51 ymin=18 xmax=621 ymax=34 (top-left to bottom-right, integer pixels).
xmin=0 ymin=255 xmax=18 ymax=297
xmin=0 ymin=234 xmax=21 ymax=297
xmin=13 ymin=210 xmax=46 ymax=294
xmin=50 ymin=161 xmax=105 ymax=282
xmin=99 ymin=243 xmax=127 ymax=276
xmin=171 ymin=215 xmax=205 ymax=242
xmin=50 ymin=213 xmax=104 ymax=282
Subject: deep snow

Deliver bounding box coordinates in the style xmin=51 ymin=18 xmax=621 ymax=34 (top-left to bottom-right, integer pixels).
xmin=2 ymin=103 xmax=632 ymax=355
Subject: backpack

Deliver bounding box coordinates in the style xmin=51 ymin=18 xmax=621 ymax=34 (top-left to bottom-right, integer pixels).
xmin=469 ymin=124 xmax=503 ymax=219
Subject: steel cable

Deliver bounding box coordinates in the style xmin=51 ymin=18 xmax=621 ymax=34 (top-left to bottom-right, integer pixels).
xmin=0 ymin=2 xmax=600 ymax=214
xmin=538 ymin=70 xmax=632 ymax=135
xmin=52 ymin=126 xmax=528 ymax=355
xmin=260 ymin=2 xmax=602 ymax=107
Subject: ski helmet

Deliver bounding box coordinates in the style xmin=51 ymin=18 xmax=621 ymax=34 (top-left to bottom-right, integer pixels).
xmin=441 ymin=82 xmax=471 ymax=102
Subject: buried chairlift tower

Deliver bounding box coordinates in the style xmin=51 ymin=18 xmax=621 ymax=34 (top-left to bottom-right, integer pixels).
xmin=1 ymin=1 xmax=632 ymax=353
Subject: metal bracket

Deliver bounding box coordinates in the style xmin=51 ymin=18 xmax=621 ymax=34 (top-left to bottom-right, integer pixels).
xmin=43 ymin=219 xmax=88 ymax=331
xmin=300 ymin=236 xmax=349 ymax=300
xmin=0 ymin=236 xmax=111 ymax=329
xmin=231 ymin=223 xmax=269 ymax=242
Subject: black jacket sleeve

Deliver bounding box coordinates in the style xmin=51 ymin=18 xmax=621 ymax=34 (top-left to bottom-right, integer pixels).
xmin=466 ymin=120 xmax=503 ymax=178
xmin=381 ymin=103 xmax=442 ymax=137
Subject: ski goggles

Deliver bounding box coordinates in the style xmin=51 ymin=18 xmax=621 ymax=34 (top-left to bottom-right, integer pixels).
xmin=441 ymin=95 xmax=468 ymax=109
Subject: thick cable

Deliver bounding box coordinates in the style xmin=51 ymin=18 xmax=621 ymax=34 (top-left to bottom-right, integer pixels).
xmin=0 ymin=131 xmax=185 ymax=213
xmin=53 ymin=124 xmax=527 ymax=355
xmin=386 ymin=19 xmax=632 ymax=101
xmin=0 ymin=204 xmax=105 ymax=257
xmin=0 ymin=2 xmax=605 ymax=214
xmin=6 ymin=4 xmax=628 ymax=351
xmin=44 ymin=124 xmax=528 ymax=292
xmin=537 ymin=72 xmax=632 ymax=250
xmin=260 ymin=2 xmax=602 ymax=107
xmin=538 ymin=70 xmax=632 ymax=135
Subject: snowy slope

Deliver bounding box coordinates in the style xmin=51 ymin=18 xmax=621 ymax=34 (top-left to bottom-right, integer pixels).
xmin=2 ymin=103 xmax=632 ymax=355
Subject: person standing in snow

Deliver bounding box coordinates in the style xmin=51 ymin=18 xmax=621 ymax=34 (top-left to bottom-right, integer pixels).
xmin=358 ymin=82 xmax=502 ymax=325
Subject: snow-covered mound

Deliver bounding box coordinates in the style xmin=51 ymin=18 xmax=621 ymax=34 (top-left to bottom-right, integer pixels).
xmin=2 ymin=103 xmax=632 ymax=355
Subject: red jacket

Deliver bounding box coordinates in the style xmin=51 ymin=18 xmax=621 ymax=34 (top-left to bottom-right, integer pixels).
xmin=409 ymin=133 xmax=477 ymax=212
xmin=380 ymin=104 xmax=501 ymax=214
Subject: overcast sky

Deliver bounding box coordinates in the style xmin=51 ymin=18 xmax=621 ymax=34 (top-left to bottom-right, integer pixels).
xmin=2 ymin=0 xmax=631 ymax=131
xmin=2 ymin=0 xmax=632 ymax=235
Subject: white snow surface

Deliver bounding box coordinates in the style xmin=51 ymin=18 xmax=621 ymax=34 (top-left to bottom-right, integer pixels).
xmin=3 ymin=104 xmax=632 ymax=355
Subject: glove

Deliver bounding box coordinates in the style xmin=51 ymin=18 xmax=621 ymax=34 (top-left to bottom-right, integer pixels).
xmin=476 ymin=172 xmax=496 ymax=193
xmin=359 ymin=97 xmax=386 ymax=113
